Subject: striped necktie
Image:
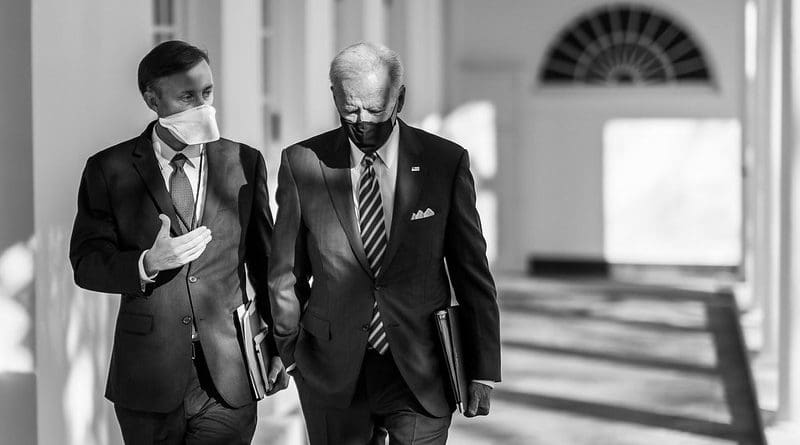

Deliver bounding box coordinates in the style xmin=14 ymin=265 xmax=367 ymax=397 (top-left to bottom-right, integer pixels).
xmin=359 ymin=152 xmax=389 ymax=354
xmin=170 ymin=153 xmax=195 ymax=233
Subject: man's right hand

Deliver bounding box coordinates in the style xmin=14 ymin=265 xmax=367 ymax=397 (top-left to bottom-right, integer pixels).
xmin=143 ymin=214 xmax=212 ymax=275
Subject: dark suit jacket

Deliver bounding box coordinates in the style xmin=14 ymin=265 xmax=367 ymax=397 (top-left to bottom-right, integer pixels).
xmin=268 ymin=120 xmax=501 ymax=417
xmin=69 ymin=122 xmax=274 ymax=413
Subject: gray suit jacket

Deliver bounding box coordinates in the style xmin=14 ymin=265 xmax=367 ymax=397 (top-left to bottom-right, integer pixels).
xmin=268 ymin=121 xmax=500 ymax=417
xmin=70 ymin=122 xmax=274 ymax=412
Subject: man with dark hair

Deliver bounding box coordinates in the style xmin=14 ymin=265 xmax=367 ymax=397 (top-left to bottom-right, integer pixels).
xmin=70 ymin=40 xmax=287 ymax=444
xmin=137 ymin=40 xmax=209 ymax=94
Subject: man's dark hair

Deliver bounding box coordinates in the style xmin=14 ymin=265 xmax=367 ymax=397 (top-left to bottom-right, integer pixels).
xmin=137 ymin=40 xmax=209 ymax=95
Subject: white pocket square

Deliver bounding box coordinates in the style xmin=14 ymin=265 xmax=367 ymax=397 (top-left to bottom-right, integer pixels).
xmin=411 ymin=208 xmax=435 ymax=221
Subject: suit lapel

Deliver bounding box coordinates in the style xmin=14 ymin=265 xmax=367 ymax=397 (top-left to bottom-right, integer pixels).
xmin=187 ymin=140 xmax=231 ymax=274
xmin=131 ymin=122 xmax=183 ymax=236
xmin=319 ymin=130 xmax=372 ymax=276
xmin=200 ymin=140 xmax=229 ymax=228
xmin=379 ymin=121 xmax=423 ymax=276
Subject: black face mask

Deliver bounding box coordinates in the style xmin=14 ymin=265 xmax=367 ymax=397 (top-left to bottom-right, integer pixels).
xmin=341 ymin=102 xmax=398 ymax=153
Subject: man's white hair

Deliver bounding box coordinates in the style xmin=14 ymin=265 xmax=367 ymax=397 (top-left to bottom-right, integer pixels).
xmin=329 ymin=42 xmax=405 ymax=91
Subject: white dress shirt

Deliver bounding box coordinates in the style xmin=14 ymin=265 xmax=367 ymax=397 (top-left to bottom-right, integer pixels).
xmin=348 ymin=122 xmax=400 ymax=238
xmin=137 ymin=128 xmax=208 ymax=284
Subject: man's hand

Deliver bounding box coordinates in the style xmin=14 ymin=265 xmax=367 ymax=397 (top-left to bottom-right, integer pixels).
xmin=265 ymin=356 xmax=289 ymax=395
xmin=464 ymin=381 xmax=492 ymax=417
xmin=143 ymin=214 xmax=212 ymax=274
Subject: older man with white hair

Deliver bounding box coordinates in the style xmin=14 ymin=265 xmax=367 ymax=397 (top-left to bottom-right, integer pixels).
xmin=268 ymin=42 xmax=501 ymax=444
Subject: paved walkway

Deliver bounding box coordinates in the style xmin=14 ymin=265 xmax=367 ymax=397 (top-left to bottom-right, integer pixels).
xmin=252 ymin=276 xmax=768 ymax=444
xmin=448 ymin=277 xmax=766 ymax=445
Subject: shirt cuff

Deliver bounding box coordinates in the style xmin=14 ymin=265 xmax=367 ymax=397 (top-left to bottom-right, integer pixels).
xmin=285 ymin=363 xmax=296 ymax=372
xmin=138 ymin=250 xmax=158 ymax=291
xmin=472 ymin=379 xmax=495 ymax=389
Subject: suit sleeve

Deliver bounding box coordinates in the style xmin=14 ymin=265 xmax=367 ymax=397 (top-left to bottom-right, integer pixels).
xmin=69 ymin=156 xmax=147 ymax=296
xmin=246 ymin=150 xmax=278 ymax=354
xmin=268 ymin=149 xmax=312 ymax=367
xmin=443 ymin=150 xmax=501 ymax=382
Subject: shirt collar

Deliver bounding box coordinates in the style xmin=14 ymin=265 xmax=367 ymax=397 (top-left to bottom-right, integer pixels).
xmin=348 ymin=121 xmax=400 ymax=169
xmin=152 ymin=126 xmax=203 ymax=168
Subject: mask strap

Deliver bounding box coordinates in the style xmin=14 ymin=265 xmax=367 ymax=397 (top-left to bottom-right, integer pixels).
xmin=190 ymin=147 xmax=204 ymax=230
xmin=389 ymin=96 xmax=400 ymax=127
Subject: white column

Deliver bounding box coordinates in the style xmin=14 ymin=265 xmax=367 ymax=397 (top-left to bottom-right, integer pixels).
xmin=218 ymin=0 xmax=262 ymax=148
xmin=0 ymin=0 xmax=35 ymax=443
xmin=275 ymin=0 xmax=337 ymax=145
xmin=751 ymin=0 xmax=780 ymax=357
xmin=766 ymin=0 xmax=786 ymax=358
xmin=0 ymin=1 xmax=34 ymax=253
xmin=362 ymin=0 xmax=386 ymax=44
xmin=746 ymin=0 xmax=764 ymax=351
xmin=335 ymin=0 xmax=387 ymax=47
xmin=354 ymin=0 xmax=445 ymax=123
xmin=335 ymin=0 xmax=360 ymax=49
xmin=304 ymin=0 xmax=337 ymax=134
xmin=777 ymin=0 xmax=800 ymax=426
xmin=396 ymin=0 xmax=444 ymax=124
xmin=275 ymin=0 xmax=308 ymax=148
xmin=31 ymin=1 xmax=153 ymax=445
xmin=769 ymin=1 xmax=800 ymax=440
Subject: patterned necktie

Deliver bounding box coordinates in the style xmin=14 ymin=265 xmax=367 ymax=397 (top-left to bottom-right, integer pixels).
xmin=170 ymin=153 xmax=195 ymax=233
xmin=359 ymin=152 xmax=389 ymax=354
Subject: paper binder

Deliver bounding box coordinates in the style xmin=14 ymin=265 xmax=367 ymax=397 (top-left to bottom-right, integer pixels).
xmin=234 ymin=300 xmax=271 ymax=400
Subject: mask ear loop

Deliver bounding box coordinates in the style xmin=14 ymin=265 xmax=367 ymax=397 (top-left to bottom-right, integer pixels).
xmin=190 ymin=146 xmax=204 ymax=230
xmin=389 ymin=96 xmax=400 ymax=128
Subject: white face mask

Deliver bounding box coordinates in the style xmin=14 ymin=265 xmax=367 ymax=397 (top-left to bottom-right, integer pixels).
xmin=158 ymin=104 xmax=220 ymax=145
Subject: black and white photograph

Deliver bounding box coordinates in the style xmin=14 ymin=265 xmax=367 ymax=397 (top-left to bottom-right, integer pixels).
xmin=0 ymin=0 xmax=797 ymax=444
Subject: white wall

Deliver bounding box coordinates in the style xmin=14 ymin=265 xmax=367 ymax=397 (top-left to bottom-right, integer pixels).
xmin=31 ymin=1 xmax=153 ymax=444
xmin=0 ymin=3 xmax=36 ymax=444
xmin=447 ymin=0 xmax=746 ymax=271
xmin=0 ymin=0 xmax=34 ymax=253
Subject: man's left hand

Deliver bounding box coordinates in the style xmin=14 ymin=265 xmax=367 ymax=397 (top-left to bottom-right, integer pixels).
xmin=265 ymin=356 xmax=289 ymax=396
xmin=464 ymin=381 xmax=492 ymax=417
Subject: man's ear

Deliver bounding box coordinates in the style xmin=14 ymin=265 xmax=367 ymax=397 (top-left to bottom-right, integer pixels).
xmin=330 ymin=85 xmax=344 ymax=116
xmin=396 ymin=85 xmax=406 ymax=114
xmin=143 ymin=88 xmax=160 ymax=114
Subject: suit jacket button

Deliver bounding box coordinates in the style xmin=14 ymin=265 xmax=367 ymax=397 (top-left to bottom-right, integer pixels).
xmin=188 ymin=276 xmax=198 ymax=283
xmin=361 ymin=324 xmax=370 ymax=331
xmin=182 ymin=316 xmax=192 ymax=325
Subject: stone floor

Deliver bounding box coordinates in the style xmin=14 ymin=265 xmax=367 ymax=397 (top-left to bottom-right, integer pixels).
xmin=0 ymin=276 xmax=774 ymax=444
xmin=447 ymin=277 xmax=767 ymax=445
xmin=254 ymin=276 xmax=771 ymax=444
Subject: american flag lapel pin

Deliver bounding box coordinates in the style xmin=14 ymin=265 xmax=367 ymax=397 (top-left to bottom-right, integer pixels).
xmin=411 ymin=166 xmax=420 ymax=172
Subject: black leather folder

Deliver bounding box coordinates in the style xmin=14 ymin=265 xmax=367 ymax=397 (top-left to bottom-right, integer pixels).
xmin=434 ymin=305 xmax=469 ymax=413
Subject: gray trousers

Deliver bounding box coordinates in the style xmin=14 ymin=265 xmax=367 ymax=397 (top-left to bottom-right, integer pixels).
xmin=114 ymin=343 xmax=257 ymax=445
xmin=295 ymin=350 xmax=452 ymax=445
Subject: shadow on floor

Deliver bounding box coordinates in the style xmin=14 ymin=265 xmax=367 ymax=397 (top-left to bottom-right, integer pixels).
xmin=492 ymin=389 xmax=746 ymax=441
xmin=449 ymin=278 xmax=767 ymax=445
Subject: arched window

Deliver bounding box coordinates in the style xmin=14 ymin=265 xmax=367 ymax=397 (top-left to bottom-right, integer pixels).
xmin=540 ymin=4 xmax=712 ymax=85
